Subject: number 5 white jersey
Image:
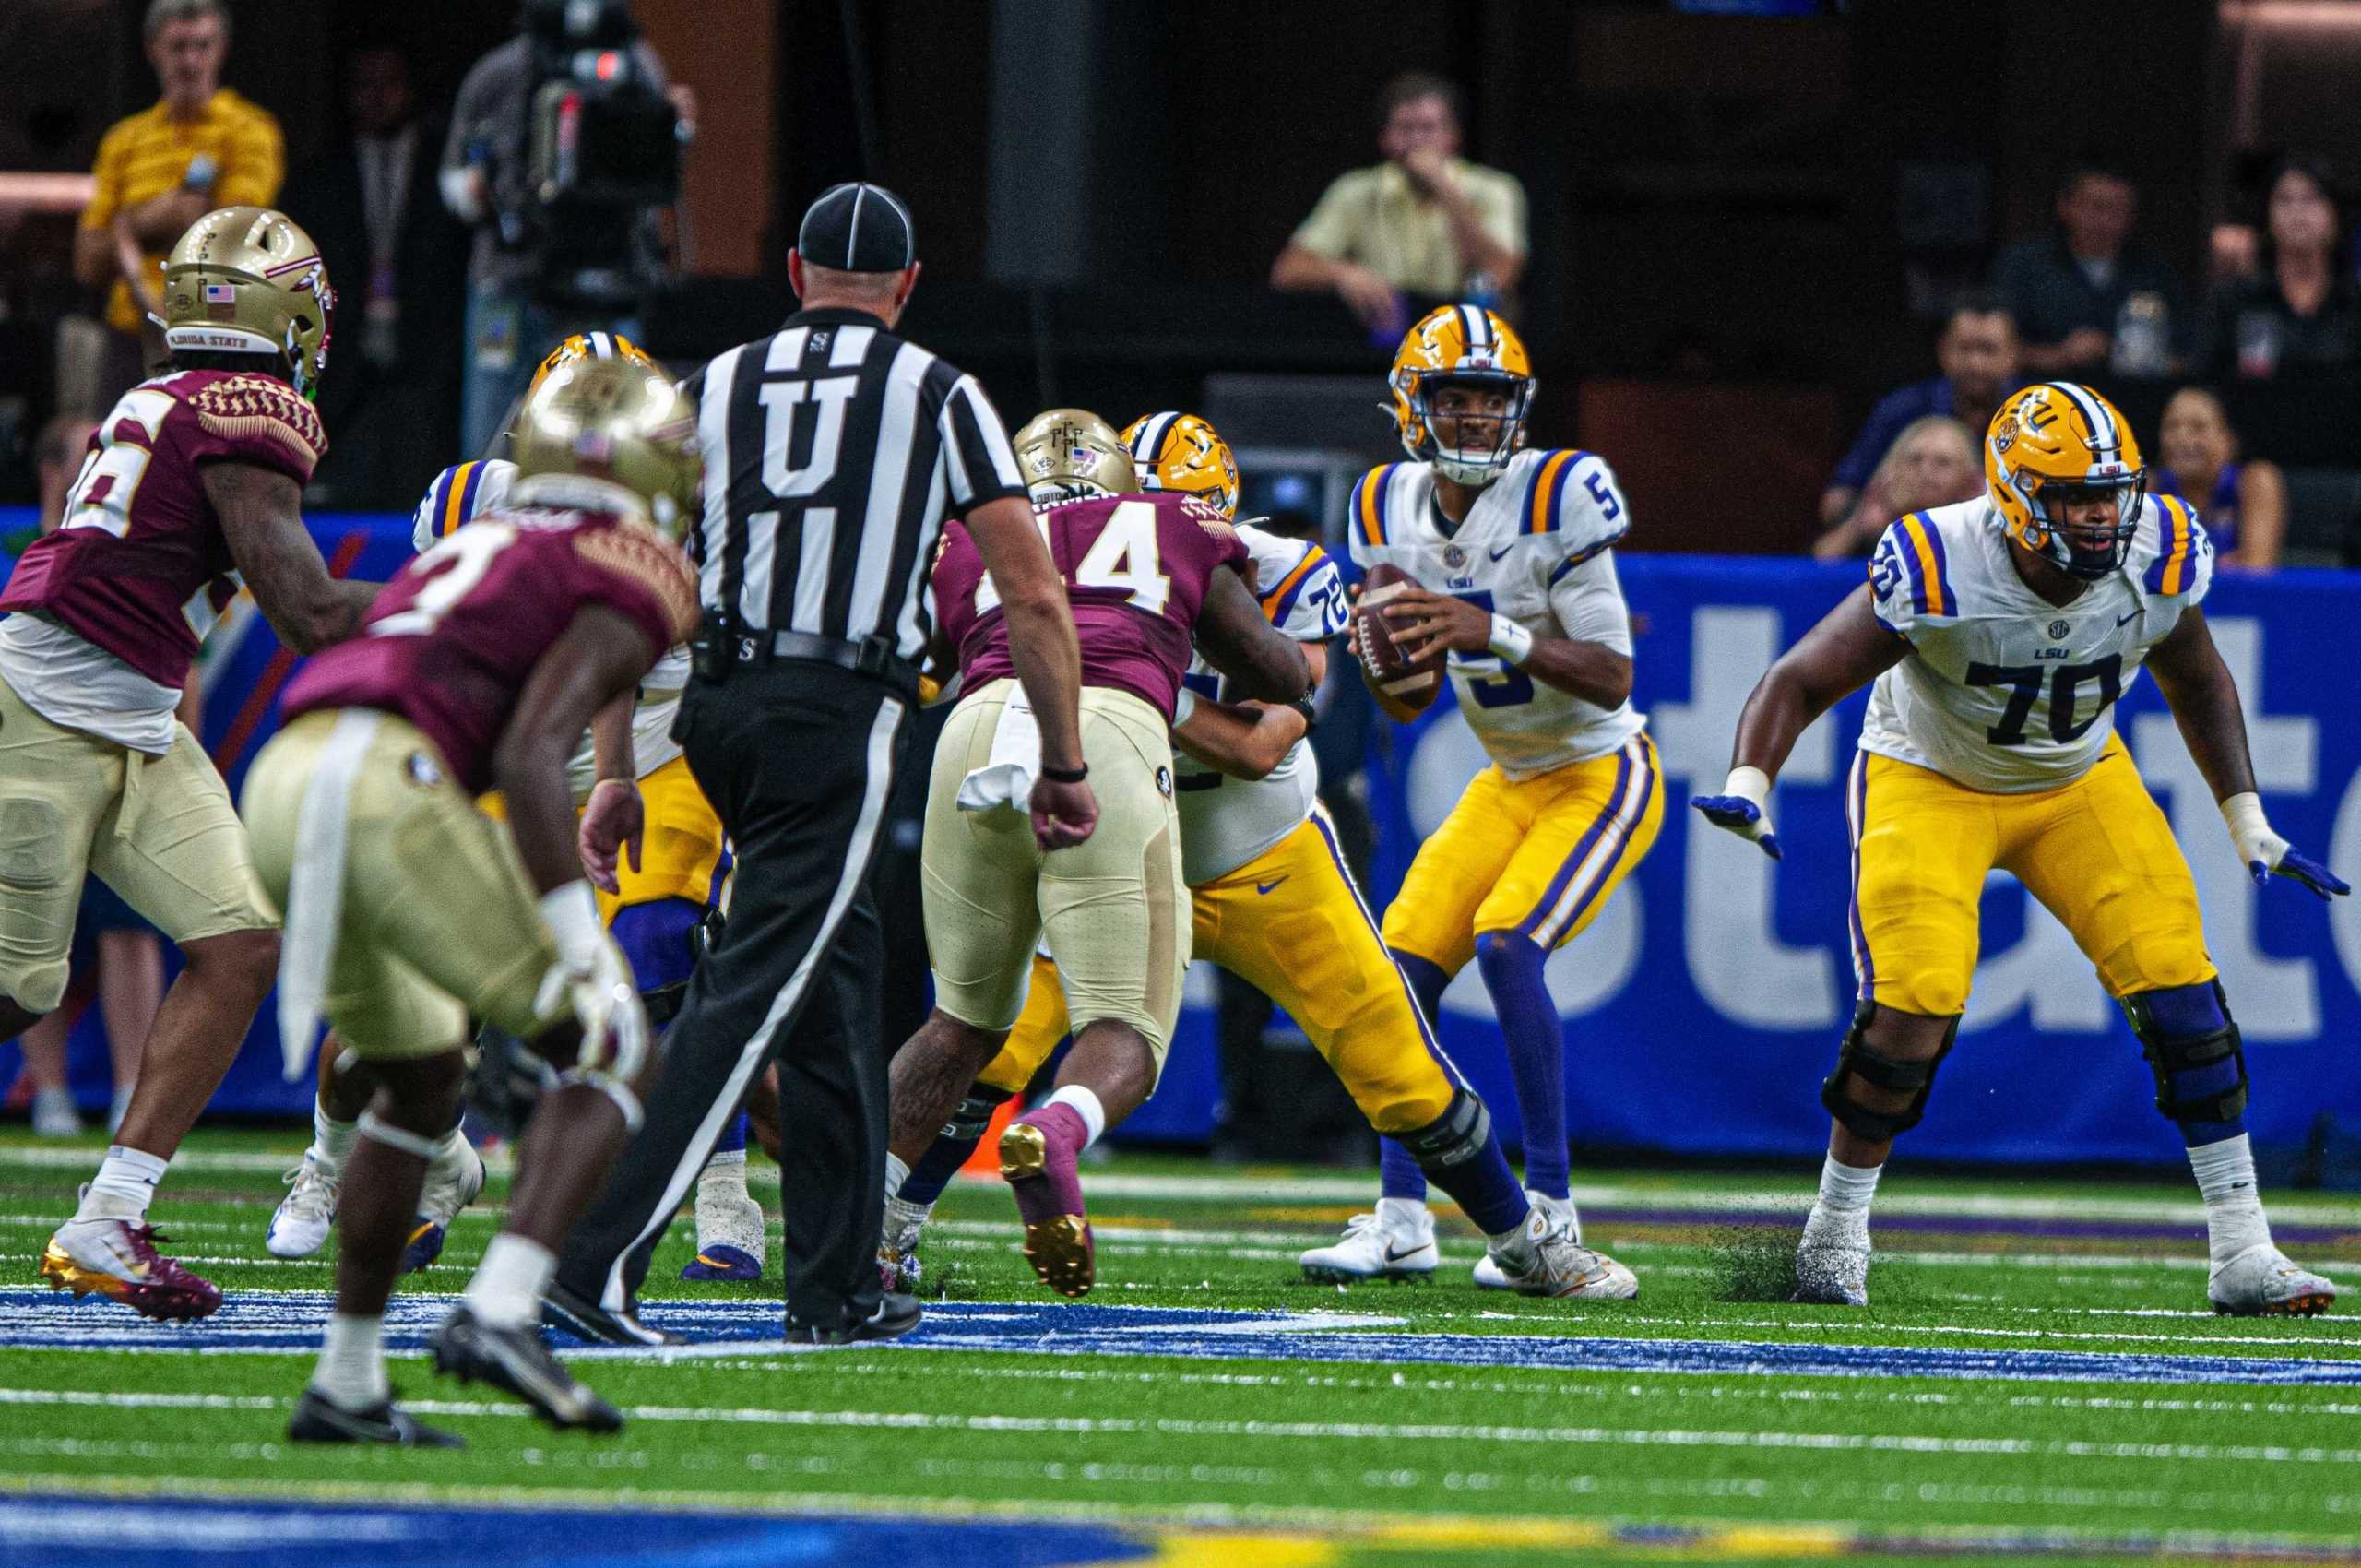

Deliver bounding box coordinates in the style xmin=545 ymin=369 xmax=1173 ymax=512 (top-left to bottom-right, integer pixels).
xmin=1347 ymin=447 xmax=1645 ymax=779
xmin=1174 ymin=524 xmax=1348 ymax=885
xmin=1859 ymin=493 xmax=2213 ymax=794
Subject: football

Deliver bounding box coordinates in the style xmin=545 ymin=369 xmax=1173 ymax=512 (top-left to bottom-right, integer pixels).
xmin=1353 ymin=562 xmax=1443 ymax=711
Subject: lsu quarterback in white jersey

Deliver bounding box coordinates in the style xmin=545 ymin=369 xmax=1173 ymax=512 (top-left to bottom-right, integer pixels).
xmin=1697 ymin=381 xmax=2347 ymax=1316
xmin=1304 ymin=303 xmax=1661 ymax=1290
xmin=879 ymin=411 xmax=1632 ymax=1302
xmin=268 ymin=335 xmax=761 ymax=1326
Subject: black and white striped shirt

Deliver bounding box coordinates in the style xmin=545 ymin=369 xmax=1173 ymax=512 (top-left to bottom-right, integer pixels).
xmin=688 ymin=306 xmax=1026 ymax=661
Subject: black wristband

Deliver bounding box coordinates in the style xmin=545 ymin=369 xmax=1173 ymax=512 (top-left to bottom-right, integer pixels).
xmin=1041 ymin=762 xmax=1089 ymax=784
xmin=1287 ymin=694 xmax=1319 ymax=735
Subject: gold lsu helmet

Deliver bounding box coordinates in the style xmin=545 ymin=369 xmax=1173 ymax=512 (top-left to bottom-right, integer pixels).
xmin=509 ymin=355 xmax=700 ymax=541
xmin=1013 ymin=408 xmax=1138 ymax=505
xmin=1121 ymin=411 xmax=1240 ymax=520
xmin=1388 ymin=303 xmax=1534 ymax=486
xmin=527 ymin=330 xmax=660 ymax=401
xmin=1985 ymin=382 xmax=2146 ymax=579
xmin=158 ymin=207 xmax=336 ymax=399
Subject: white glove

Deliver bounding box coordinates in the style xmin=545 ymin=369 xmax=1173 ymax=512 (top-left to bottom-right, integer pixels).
xmin=533 ymin=881 xmax=650 ymax=1080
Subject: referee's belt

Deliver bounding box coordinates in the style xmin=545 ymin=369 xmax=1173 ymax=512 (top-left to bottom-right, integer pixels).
xmin=732 ymin=628 xmax=920 ymax=699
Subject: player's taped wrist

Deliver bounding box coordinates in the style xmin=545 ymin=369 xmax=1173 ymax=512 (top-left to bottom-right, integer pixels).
xmin=1720 ymin=766 xmax=1773 ymax=812
xmin=539 ymin=881 xmax=604 ymax=970
xmin=2219 ymin=790 xmax=2283 ymax=869
xmin=1487 ymin=614 xmax=1535 ymax=666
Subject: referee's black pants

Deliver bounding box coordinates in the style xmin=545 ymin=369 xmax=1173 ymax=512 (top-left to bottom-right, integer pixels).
xmin=556 ymin=659 xmax=910 ymax=1335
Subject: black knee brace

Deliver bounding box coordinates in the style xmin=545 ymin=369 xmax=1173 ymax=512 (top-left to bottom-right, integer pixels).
xmin=1820 ymin=1001 xmax=1960 ymax=1144
xmin=1398 ymin=1088 xmax=1492 ymax=1174
xmin=2122 ymin=981 xmax=2248 ymax=1126
xmin=943 ymin=1086 xmax=1011 ymax=1142
xmin=463 ymin=1021 xmax=554 ymax=1139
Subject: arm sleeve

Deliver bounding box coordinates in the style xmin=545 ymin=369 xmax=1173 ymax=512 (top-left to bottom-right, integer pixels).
xmin=217 ymin=106 xmax=284 ymax=207
xmin=1547 ymin=550 xmax=1634 ymax=657
xmin=937 ymin=375 xmax=1026 ymax=510
xmin=1287 ymin=172 xmax=1362 ymax=260
xmin=81 ymin=124 xmax=126 ymax=230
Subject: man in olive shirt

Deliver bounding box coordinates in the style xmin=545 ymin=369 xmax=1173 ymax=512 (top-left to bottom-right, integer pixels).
xmin=1271 ymin=73 xmax=1526 ymax=330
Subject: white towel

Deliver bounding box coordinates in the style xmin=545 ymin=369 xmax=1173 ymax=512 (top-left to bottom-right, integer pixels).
xmin=276 ymin=710 xmax=382 ymax=1080
xmin=954 ymin=689 xmax=1041 ymax=817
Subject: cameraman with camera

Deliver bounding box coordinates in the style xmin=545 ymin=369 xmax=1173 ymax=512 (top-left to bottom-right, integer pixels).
xmin=440 ymin=0 xmax=695 ymax=456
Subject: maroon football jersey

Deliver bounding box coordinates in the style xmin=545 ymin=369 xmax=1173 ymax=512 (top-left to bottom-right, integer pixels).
xmin=931 ymin=492 xmax=1250 ymax=717
xmin=282 ymin=511 xmax=700 ymax=794
xmin=0 ymin=370 xmax=327 ymax=688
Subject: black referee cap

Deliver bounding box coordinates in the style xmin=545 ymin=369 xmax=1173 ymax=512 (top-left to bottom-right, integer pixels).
xmin=797 ymin=182 xmax=916 ymax=273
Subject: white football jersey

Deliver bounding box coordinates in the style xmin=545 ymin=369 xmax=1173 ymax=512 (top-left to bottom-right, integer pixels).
xmin=1175 ymin=524 xmax=1347 ymax=885
xmin=1859 ymin=493 xmax=2213 ymax=793
xmin=1347 ymin=447 xmax=1644 ymax=778
xmin=411 ymin=457 xmax=691 ymax=800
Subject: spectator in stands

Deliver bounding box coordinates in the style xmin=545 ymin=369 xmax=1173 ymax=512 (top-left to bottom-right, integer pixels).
xmin=8 ymin=416 xmax=173 ymax=1136
xmin=282 ymin=44 xmax=469 ymax=507
xmin=1813 ymin=415 xmax=1982 ymax=562
xmin=2198 ymin=155 xmax=2361 ymax=383
xmin=2155 ymin=386 xmax=2285 ymax=573
xmin=73 ymin=0 xmax=283 ymax=407
xmin=1992 ymin=160 xmax=2187 ymax=376
xmin=1270 ymin=73 xmax=1526 ymax=332
xmin=1820 ymin=293 xmax=2017 ymax=529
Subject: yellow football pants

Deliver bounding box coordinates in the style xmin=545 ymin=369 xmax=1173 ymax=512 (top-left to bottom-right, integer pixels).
xmin=480 ymin=754 xmax=728 ymax=924
xmin=977 ymin=809 xmax=1463 ymax=1135
xmin=1382 ymin=732 xmax=1664 ymax=975
xmin=1848 ymin=733 xmax=2215 ymax=1016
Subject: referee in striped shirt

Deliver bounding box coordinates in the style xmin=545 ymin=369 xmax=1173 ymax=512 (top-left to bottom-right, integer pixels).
xmin=550 ymin=183 xmax=1097 ymax=1345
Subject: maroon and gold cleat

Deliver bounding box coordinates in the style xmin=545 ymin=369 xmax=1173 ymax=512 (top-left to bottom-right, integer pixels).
xmin=40 ymin=1219 xmax=222 ymax=1320
xmin=1000 ymin=1108 xmax=1095 ymax=1298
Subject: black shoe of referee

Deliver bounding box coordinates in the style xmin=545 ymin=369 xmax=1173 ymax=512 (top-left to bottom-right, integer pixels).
xmin=287 ymin=1387 xmax=463 ymax=1447
xmin=542 ymin=1277 xmax=686 ymax=1347
xmin=786 ymin=1289 xmax=922 ymax=1345
xmin=428 ymin=1302 xmax=623 ymax=1432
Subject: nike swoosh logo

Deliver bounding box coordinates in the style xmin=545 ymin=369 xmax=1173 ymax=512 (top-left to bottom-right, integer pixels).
xmin=1489 ymin=544 xmax=1514 ymax=561
xmin=1255 ymin=878 xmax=1287 ymax=896
xmin=2116 ymin=610 xmax=2142 ymax=627
xmin=1382 ymin=1242 xmax=1426 ymax=1263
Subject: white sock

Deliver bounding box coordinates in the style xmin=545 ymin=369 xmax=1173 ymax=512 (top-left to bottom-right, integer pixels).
xmin=884 ymin=1151 xmax=910 ymax=1206
xmin=76 ymin=1146 xmax=169 ymax=1222
xmin=2189 ymin=1134 xmax=2272 ymax=1268
xmin=700 ymin=1147 xmax=749 ymax=1191
xmin=1045 ymin=1085 xmax=1107 ymax=1149
xmin=1487 ymin=1202 xmax=1541 ymax=1264
xmin=311 ymin=1313 xmax=389 ymax=1410
xmin=314 ymin=1101 xmax=359 ymax=1176
xmin=1801 ymin=1155 xmax=1881 ymax=1248
xmin=1377 ymin=1195 xmax=1430 ymax=1234
xmin=428 ymin=1125 xmax=469 ymax=1167
xmin=465 ymin=1232 xmax=556 ymax=1328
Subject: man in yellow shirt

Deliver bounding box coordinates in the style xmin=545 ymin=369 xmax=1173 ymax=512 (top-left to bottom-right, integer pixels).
xmin=76 ymin=0 xmax=284 ymax=396
xmin=1271 ymin=73 xmax=1527 ymax=331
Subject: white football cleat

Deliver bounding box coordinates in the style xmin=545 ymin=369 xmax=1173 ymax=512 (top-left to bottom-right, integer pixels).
xmin=1475 ymin=1192 xmax=1582 ymax=1289
xmin=1299 ymin=1204 xmax=1437 ymax=1284
xmin=1485 ymin=1206 xmax=1636 ymax=1300
xmin=266 ymin=1152 xmax=340 ymax=1259
xmin=878 ymin=1194 xmax=930 ymax=1294
xmin=402 ymin=1133 xmax=487 ymax=1274
xmin=2210 ymin=1243 xmax=2337 ymax=1317
xmin=1791 ymin=1238 xmax=1871 ymax=1306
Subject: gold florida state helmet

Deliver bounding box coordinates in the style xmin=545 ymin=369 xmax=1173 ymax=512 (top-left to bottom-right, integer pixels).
xmin=509 ymin=355 xmax=701 ymax=540
xmin=157 ymin=207 xmax=336 ymax=399
xmin=1013 ymin=408 xmax=1139 ymax=505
